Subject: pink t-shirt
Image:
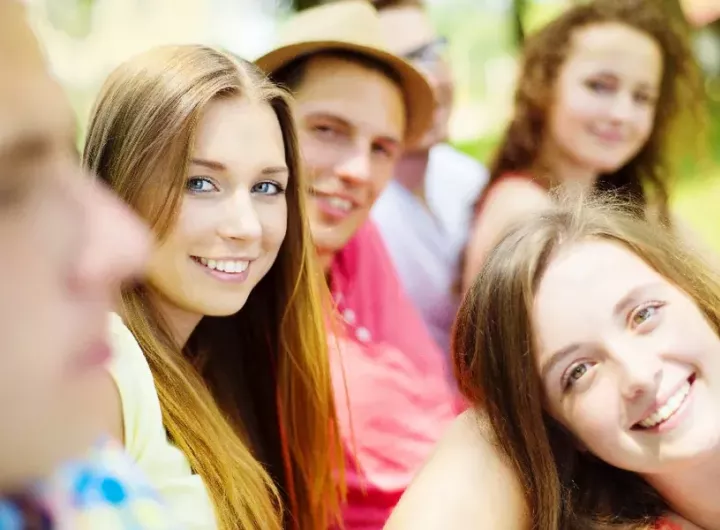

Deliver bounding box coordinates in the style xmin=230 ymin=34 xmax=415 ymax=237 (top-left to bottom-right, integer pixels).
xmin=328 ymin=221 xmax=465 ymax=529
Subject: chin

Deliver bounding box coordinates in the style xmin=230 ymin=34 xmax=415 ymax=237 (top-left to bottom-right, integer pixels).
xmin=200 ymin=298 xmax=251 ymax=318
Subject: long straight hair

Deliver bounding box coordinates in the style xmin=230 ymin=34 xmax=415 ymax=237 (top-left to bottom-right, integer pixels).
xmin=84 ymin=45 xmax=343 ymax=530
xmin=454 ymin=195 xmax=720 ymax=528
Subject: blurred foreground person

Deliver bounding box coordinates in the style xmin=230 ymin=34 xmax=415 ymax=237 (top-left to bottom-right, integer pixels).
xmin=0 ymin=1 xmax=181 ymax=528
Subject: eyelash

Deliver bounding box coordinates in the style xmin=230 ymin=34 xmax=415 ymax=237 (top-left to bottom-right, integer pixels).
xmin=252 ymin=180 xmax=285 ymax=196
xmin=628 ymin=300 xmax=665 ymax=330
xmin=561 ymin=360 xmax=594 ymax=392
xmin=186 ymin=176 xmax=217 ymax=194
xmin=185 ymin=177 xmax=286 ymax=196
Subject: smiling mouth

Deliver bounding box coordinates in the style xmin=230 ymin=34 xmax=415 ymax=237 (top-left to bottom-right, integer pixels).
xmin=191 ymin=256 xmax=249 ymax=274
xmin=633 ymin=374 xmax=695 ymax=430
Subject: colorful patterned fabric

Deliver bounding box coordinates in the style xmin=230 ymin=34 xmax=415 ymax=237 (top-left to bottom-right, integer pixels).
xmin=0 ymin=437 xmax=181 ymax=530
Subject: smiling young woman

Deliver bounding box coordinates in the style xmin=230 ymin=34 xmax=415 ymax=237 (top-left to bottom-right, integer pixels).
xmin=461 ymin=0 xmax=703 ymax=292
xmin=83 ymin=45 xmax=343 ymax=530
xmin=387 ymin=195 xmax=720 ymax=529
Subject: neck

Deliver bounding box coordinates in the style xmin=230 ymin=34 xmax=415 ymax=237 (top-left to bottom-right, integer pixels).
xmin=148 ymin=290 xmax=202 ymax=347
xmin=318 ymin=250 xmax=334 ymax=278
xmin=537 ymin=143 xmax=598 ymax=191
xmin=394 ymin=149 xmax=431 ymax=204
xmin=644 ymin=450 xmax=720 ymax=529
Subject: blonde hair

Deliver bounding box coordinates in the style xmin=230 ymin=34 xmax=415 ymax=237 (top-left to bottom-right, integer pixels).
xmin=454 ymin=193 xmax=720 ymax=528
xmin=84 ymin=45 xmax=343 ymax=530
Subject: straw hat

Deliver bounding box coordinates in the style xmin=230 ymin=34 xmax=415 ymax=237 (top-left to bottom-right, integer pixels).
xmin=255 ymin=0 xmax=434 ymax=148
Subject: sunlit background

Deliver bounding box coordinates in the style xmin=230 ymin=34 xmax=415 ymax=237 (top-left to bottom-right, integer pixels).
xmin=24 ymin=0 xmax=720 ymax=247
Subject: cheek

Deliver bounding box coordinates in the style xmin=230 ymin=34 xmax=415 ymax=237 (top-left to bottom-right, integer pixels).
xmin=634 ymin=110 xmax=655 ymax=142
xmin=298 ymin=133 xmax=333 ymax=177
xmin=259 ymin=202 xmax=288 ymax=253
xmin=367 ymin=162 xmax=396 ymax=203
xmin=552 ymin=91 xmax=602 ymax=135
xmin=560 ymin=384 xmax=623 ymax=450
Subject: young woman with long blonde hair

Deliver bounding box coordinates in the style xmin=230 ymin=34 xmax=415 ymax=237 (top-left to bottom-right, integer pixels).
xmin=84 ymin=45 xmax=343 ymax=530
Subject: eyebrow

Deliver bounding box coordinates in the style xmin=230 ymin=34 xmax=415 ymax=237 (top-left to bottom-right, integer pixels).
xmin=612 ymin=281 xmax=665 ymax=318
xmin=190 ymin=158 xmax=288 ymax=176
xmin=588 ymin=70 xmax=658 ymax=91
xmin=540 ymin=343 xmax=581 ymax=381
xmin=0 ymin=133 xmax=53 ymax=164
xmin=306 ymin=112 xmax=403 ymax=146
xmin=540 ymin=282 xmax=665 ymax=380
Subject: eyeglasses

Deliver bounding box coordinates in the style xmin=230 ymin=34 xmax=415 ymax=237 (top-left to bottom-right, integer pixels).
xmin=402 ymin=37 xmax=448 ymax=67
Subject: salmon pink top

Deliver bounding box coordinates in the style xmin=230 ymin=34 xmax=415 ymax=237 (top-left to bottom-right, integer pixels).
xmin=328 ymin=221 xmax=465 ymax=529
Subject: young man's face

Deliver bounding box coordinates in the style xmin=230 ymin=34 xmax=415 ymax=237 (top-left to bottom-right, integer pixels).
xmin=292 ymin=55 xmax=406 ymax=267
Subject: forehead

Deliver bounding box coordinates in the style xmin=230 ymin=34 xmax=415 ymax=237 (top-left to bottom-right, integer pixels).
xmin=0 ymin=2 xmax=75 ymax=167
xmin=563 ymin=22 xmax=663 ymax=82
xmin=534 ymin=240 xmax=668 ymax=345
xmin=379 ymin=6 xmax=437 ymax=56
xmin=292 ymin=55 xmax=406 ymax=141
xmin=192 ymin=96 xmax=286 ymax=166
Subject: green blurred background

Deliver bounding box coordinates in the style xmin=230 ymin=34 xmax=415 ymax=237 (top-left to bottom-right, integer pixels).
xmin=26 ymin=0 xmax=720 ymax=248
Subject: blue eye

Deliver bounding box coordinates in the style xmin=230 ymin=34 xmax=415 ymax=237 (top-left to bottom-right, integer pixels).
xmin=186 ymin=177 xmax=217 ymax=193
xmin=252 ymin=181 xmax=284 ymax=195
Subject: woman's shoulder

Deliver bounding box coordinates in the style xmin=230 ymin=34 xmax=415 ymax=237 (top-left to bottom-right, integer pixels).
xmin=106 ymin=314 xmax=217 ymax=529
xmin=384 ymin=409 xmax=528 ymax=530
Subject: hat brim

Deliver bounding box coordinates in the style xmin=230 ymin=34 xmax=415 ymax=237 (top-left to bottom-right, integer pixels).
xmin=256 ymin=40 xmax=434 ymax=149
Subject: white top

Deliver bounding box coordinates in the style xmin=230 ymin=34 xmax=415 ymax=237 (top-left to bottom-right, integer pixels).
xmin=107 ymin=313 xmax=218 ymax=530
xmin=371 ymin=143 xmax=488 ymax=356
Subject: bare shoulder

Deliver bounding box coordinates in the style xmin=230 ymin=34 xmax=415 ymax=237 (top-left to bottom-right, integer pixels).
xmin=477 ymin=177 xmax=551 ymax=232
xmin=384 ymin=409 xmax=529 ymax=530
xmin=463 ymin=178 xmax=551 ymax=291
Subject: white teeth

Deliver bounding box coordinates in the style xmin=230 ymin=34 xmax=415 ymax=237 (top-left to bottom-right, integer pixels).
xmin=637 ymin=381 xmax=691 ymax=429
xmin=197 ymin=257 xmax=249 ymax=274
xmin=326 ymin=197 xmax=352 ymax=212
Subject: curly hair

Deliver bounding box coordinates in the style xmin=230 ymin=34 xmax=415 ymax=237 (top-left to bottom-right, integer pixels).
xmin=484 ymin=0 xmax=703 ymax=223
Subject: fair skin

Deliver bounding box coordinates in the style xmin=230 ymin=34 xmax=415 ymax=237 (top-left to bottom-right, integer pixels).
xmin=145 ymin=96 xmax=289 ymax=345
xmin=384 ymin=409 xmax=529 ymax=530
xmin=462 ymin=22 xmax=662 ymax=291
xmin=0 ymin=0 xmax=149 ymax=490
xmin=535 ymin=241 xmax=720 ymax=529
xmin=101 ymin=95 xmax=289 ymax=440
xmin=378 ymin=4 xmax=454 ymax=202
xmin=293 ymin=55 xmax=406 ymax=270
xmin=385 ymin=241 xmax=716 ymax=529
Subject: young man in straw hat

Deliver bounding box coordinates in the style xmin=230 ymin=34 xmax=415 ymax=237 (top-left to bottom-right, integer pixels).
xmin=371 ymin=0 xmax=488 ymax=359
xmin=256 ymin=1 xmax=465 ymax=527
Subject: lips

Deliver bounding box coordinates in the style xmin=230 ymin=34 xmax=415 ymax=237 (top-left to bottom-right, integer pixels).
xmin=191 ymin=257 xmax=249 ymax=274
xmin=633 ymin=374 xmax=695 ymax=430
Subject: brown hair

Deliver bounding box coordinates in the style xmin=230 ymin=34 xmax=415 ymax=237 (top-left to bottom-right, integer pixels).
xmin=84 ymin=45 xmax=343 ymax=530
xmin=453 ymin=194 xmax=720 ymax=528
xmin=268 ymin=49 xmax=402 ymax=95
xmin=483 ymin=0 xmax=703 ymax=221
xmin=371 ymin=0 xmax=424 ymax=10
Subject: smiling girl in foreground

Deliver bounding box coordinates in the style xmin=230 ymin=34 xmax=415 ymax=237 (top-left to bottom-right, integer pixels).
xmin=84 ymin=45 xmax=342 ymax=530
xmin=387 ymin=197 xmax=719 ymax=529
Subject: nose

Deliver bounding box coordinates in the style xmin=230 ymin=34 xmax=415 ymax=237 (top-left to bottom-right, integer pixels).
xmin=335 ymin=147 xmax=372 ymax=185
xmin=217 ymin=190 xmax=262 ymax=242
xmin=612 ymin=341 xmax=663 ymax=401
xmin=68 ymin=177 xmax=150 ymax=294
xmin=608 ymin=91 xmax=636 ymax=124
